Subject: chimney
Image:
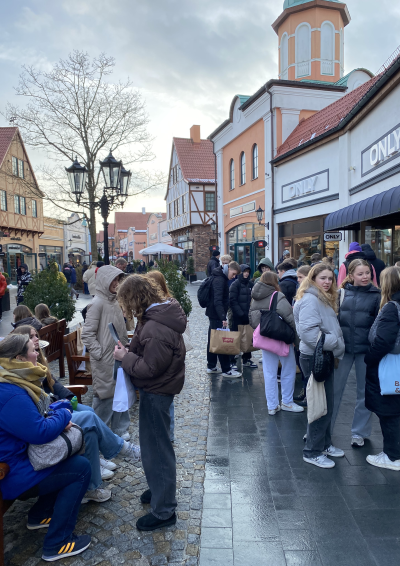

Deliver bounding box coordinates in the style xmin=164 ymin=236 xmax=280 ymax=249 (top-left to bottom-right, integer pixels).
xmin=190 ymin=125 xmax=201 ymax=144
xmin=142 ymin=207 xmax=146 ymax=214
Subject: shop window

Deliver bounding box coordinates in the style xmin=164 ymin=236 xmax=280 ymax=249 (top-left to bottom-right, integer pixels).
xmin=20 ymin=196 xmax=26 ymax=215
xmin=240 ymin=152 xmax=246 ymax=185
xmin=0 ymin=190 xmax=6 ymax=211
xmin=365 ymin=226 xmax=392 ymax=267
xmin=230 ymin=159 xmax=235 ymax=190
xmin=252 ymin=144 xmax=258 ymax=180
xmin=279 ymin=224 xmax=292 ymax=238
xmin=14 ymin=195 xmax=20 ymax=214
xmin=205 ymin=192 xmax=215 ymax=211
xmin=32 ymin=199 xmax=37 ymax=217
xmin=293 ymin=235 xmax=322 ymax=265
xmin=293 ymin=219 xmax=321 ymax=235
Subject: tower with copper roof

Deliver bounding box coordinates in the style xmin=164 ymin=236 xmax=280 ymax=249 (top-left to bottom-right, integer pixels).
xmin=272 ymin=0 xmax=351 ymax=83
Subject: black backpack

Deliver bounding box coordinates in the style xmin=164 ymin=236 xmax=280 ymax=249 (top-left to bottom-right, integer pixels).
xmin=197 ymin=276 xmax=214 ymax=308
xmin=259 ymin=293 xmax=295 ymax=344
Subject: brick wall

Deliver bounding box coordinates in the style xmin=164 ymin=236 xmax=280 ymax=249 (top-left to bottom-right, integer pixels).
xmin=171 ymin=225 xmax=216 ymax=273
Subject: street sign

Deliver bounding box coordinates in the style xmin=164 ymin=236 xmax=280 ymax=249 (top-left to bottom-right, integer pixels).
xmin=324 ymin=232 xmax=342 ymax=242
xmin=254 ymin=240 xmax=268 ymax=248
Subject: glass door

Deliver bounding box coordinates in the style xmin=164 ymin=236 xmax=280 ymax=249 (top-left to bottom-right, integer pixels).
xmin=9 ymin=253 xmax=23 ymax=283
xmin=234 ymin=244 xmax=255 ymax=271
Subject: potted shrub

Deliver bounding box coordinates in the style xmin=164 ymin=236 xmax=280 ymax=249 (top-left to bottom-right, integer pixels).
xmin=186 ymin=256 xmax=196 ymax=283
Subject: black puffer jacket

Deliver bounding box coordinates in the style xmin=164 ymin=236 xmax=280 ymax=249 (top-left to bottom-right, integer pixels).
xmin=338 ymin=283 xmax=381 ymax=354
xmin=279 ymin=269 xmax=298 ymax=305
xmin=207 ymin=256 xmax=220 ymax=277
xmin=365 ymin=291 xmax=400 ymax=417
xmin=229 ymin=266 xmax=254 ymax=325
xmin=361 ymin=244 xmax=386 ymax=286
xmin=12 ymin=316 xmax=43 ymax=331
xmin=205 ymin=266 xmax=229 ymax=321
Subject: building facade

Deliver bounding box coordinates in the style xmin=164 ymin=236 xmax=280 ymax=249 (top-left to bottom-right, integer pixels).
xmin=147 ymin=213 xmax=172 ymax=249
xmin=166 ymin=125 xmax=216 ymax=274
xmin=64 ymin=213 xmax=90 ymax=265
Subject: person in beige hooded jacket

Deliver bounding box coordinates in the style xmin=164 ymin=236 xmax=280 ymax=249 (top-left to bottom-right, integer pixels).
xmin=83 ymin=261 xmax=98 ymax=296
xmin=82 ymin=265 xmax=129 ymax=436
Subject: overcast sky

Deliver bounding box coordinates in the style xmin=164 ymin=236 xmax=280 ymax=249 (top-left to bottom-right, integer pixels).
xmin=1 ymin=0 xmax=400 ymax=219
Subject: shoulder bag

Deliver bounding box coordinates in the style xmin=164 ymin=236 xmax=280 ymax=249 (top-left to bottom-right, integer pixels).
xmin=312 ymin=332 xmax=334 ymax=383
xmin=259 ymin=292 xmax=295 ymax=345
xmin=28 ymin=423 xmax=85 ymax=471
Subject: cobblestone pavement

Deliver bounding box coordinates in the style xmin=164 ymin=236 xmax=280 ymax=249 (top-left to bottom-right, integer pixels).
xmin=3 ymin=284 xmax=210 ymax=566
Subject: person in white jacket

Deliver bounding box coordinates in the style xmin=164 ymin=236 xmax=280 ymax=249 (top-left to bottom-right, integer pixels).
xmin=83 ymin=261 xmax=98 ymax=296
xmin=294 ymin=263 xmax=345 ymax=469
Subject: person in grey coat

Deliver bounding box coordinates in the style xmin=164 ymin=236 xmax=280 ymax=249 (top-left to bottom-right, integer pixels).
xmin=294 ymin=263 xmax=345 ymax=469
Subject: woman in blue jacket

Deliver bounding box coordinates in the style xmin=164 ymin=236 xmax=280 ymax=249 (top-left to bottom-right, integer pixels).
xmin=0 ymin=334 xmax=91 ymax=562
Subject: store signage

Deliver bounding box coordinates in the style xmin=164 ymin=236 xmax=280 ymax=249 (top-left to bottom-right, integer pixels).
xmin=39 ymin=253 xmax=46 ymax=257
xmin=362 ymin=123 xmax=400 ymax=176
xmin=0 ymin=253 xmax=5 ymax=257
xmin=243 ymin=230 xmax=247 ymax=238
xmin=8 ymin=245 xmax=21 ymax=251
xmin=254 ymin=240 xmax=268 ymax=248
xmin=209 ymin=245 xmax=219 ymax=252
xmin=324 ymin=232 xmax=342 ymax=241
xmin=282 ymin=170 xmax=329 ymax=203
xmin=10 ymin=237 xmax=21 ymax=241
xmin=230 ymin=201 xmax=256 ymax=218
xmin=71 ymin=233 xmax=83 ymax=240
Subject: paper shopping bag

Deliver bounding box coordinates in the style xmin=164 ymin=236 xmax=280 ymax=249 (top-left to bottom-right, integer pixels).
xmin=76 ymin=326 xmax=84 ymax=356
xmin=209 ymin=329 xmax=241 ymax=356
xmin=238 ymin=325 xmax=259 ymax=353
xmin=183 ymin=326 xmax=193 ymax=352
xmin=112 ymin=367 xmax=136 ymax=412
xmin=306 ymin=372 xmax=327 ymax=424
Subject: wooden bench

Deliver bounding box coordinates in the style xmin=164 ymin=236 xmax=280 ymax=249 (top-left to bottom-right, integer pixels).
xmin=64 ymin=331 xmax=92 ymax=387
xmin=39 ymin=319 xmax=67 ymax=378
xmin=0 ymin=384 xmax=88 ymax=566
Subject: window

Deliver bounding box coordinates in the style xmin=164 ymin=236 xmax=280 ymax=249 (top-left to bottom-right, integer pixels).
xmin=0 ymin=191 xmax=6 ymax=211
xmin=32 ymin=199 xmax=37 ymax=217
xmin=240 ymin=152 xmax=246 ymax=185
xmin=18 ymin=160 xmax=24 ymax=179
xmin=296 ymin=23 xmax=311 ymax=77
xmin=169 ymin=202 xmax=173 ymax=218
xmin=182 ymin=196 xmax=186 ymax=213
xmin=20 ymin=196 xmax=26 ymax=215
xmin=14 ymin=195 xmax=20 ymax=214
xmin=205 ymin=192 xmax=215 ymax=212
xmin=174 ymin=199 xmax=178 ymax=217
xmin=12 ymin=157 xmax=18 ymax=176
xmin=252 ymin=144 xmax=258 ymax=179
xmin=280 ymin=33 xmax=289 ymax=80
xmin=230 ymin=159 xmax=235 ymax=190
xmin=321 ymin=22 xmax=335 ymax=76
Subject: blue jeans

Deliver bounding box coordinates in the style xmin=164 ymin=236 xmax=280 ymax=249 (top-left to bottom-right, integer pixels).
xmin=71 ymin=409 xmax=124 ymax=490
xmin=28 ymin=455 xmax=91 ymax=553
xmin=169 ymin=402 xmax=175 ymax=442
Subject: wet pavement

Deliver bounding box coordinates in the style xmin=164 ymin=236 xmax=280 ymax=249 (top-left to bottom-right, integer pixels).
xmin=200 ymin=358 xmax=400 ymax=566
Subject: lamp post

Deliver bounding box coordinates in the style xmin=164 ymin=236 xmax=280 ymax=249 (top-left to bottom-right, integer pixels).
xmin=255 ymin=206 xmax=270 ymax=250
xmin=65 ymin=152 xmax=131 ymax=265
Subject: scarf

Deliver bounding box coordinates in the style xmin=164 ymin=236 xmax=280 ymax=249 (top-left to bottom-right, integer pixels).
xmin=0 ymin=358 xmax=49 ymax=414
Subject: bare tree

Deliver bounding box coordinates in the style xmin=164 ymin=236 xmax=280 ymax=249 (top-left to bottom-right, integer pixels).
xmin=4 ymin=50 xmax=163 ymax=258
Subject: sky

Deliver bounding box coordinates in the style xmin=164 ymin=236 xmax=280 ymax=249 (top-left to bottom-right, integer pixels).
xmin=1 ymin=0 xmax=400 ymax=222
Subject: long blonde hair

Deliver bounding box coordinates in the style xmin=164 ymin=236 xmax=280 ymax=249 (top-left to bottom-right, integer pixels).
xmin=380 ymin=266 xmax=400 ymax=310
xmin=146 ymin=270 xmax=173 ymax=298
xmin=295 ymin=263 xmax=338 ymax=312
xmin=340 ymin=258 xmax=372 ymax=289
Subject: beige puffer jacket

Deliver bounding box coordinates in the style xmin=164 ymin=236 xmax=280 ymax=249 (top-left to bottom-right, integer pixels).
xmin=82 ymin=265 xmax=128 ymax=399
xmin=83 ymin=265 xmax=97 ymax=295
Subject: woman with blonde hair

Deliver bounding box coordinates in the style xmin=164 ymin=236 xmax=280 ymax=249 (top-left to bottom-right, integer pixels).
xmin=331 ymin=259 xmax=380 ymax=446
xmin=294 ymin=263 xmax=345 ymax=468
xmin=114 ymin=274 xmax=186 ymax=532
xmin=365 ymin=266 xmax=400 ymax=470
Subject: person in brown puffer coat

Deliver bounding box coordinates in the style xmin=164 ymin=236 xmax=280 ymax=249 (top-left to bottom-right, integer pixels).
xmin=114 ymin=274 xmax=186 ymax=532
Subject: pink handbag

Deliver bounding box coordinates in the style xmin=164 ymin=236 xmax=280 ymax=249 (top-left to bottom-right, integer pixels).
xmin=252 ymin=291 xmax=290 ymax=357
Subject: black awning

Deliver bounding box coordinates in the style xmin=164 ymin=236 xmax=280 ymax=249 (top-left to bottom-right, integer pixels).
xmin=324 ymin=185 xmax=400 ymax=231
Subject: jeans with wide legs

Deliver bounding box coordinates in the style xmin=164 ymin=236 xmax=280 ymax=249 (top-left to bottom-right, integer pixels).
xmin=71 ymin=410 xmax=124 ymax=490
xmin=301 ymin=353 xmax=334 ymax=458
xmin=28 ymin=455 xmax=91 ymax=553
xmin=139 ymin=389 xmax=176 ymax=520
xmin=207 ymin=318 xmax=231 ymax=373
xmin=92 ymin=396 xmax=130 ymax=436
xmin=378 ymin=415 xmax=400 ymax=461
xmin=262 ymin=346 xmax=296 ymax=410
xmin=331 ymin=352 xmax=372 ymax=438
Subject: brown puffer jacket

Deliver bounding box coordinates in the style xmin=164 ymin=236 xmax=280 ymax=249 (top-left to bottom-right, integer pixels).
xmin=122 ymin=298 xmax=187 ymax=395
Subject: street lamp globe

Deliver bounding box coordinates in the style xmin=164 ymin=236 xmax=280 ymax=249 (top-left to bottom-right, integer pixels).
xmin=210 ymin=221 xmax=216 ymax=232
xmin=65 ymin=157 xmax=88 ymax=195
xmin=119 ymin=165 xmax=132 ymax=197
xmin=99 ymin=150 xmax=122 ymax=189
xmin=256 ymin=206 xmax=264 ymax=224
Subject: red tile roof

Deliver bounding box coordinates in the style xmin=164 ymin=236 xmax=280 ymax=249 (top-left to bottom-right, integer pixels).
xmin=275 ymin=74 xmax=380 ymax=159
xmin=114 ymin=211 xmax=149 ymax=231
xmin=0 ymin=127 xmax=18 ymax=168
xmin=173 ymin=138 xmax=215 ymax=183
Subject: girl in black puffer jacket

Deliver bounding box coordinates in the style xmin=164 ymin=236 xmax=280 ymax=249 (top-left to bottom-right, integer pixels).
xmin=229 ymin=264 xmax=257 ymax=368
xmin=331 ymin=259 xmax=381 ymax=447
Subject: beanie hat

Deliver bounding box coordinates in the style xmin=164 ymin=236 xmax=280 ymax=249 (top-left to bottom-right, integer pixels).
xmin=283 ymin=250 xmax=290 ymax=256
xmin=97 ymin=261 xmax=105 ymax=268
xmin=349 ymin=242 xmax=362 ymax=253
xmin=212 ymin=250 xmax=220 ymax=257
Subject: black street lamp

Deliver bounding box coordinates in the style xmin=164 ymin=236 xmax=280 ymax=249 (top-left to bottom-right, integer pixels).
xmin=256 ymin=206 xmax=269 ymax=229
xmin=210 ymin=220 xmax=221 ymax=238
xmin=65 ymin=151 xmax=131 ymax=265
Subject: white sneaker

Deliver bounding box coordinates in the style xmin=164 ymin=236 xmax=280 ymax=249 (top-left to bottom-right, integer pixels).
xmin=100 ymin=458 xmax=117 ymax=471
xmin=281 ymin=403 xmax=304 ymax=413
xmin=268 ymin=405 xmax=281 ymax=416
xmin=323 ymin=445 xmax=345 ymax=458
xmin=82 ymin=488 xmax=112 ymax=504
xmin=100 ymin=465 xmax=114 ymax=480
xmin=120 ymin=441 xmax=141 ymax=462
xmin=303 ymin=455 xmax=335 ymax=468
xmin=207 ymin=367 xmax=222 ymax=374
xmin=121 ymin=432 xmax=130 ymax=441
xmin=222 ymin=370 xmax=242 ymax=378
xmin=367 ymin=452 xmax=400 ymax=471
xmin=351 ymin=435 xmax=364 ymax=447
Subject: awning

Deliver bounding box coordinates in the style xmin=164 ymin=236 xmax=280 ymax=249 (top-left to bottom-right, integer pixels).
xmin=324 ymin=185 xmax=400 ymax=231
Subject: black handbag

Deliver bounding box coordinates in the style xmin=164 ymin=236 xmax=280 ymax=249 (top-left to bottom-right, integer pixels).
xmin=313 ymin=333 xmax=334 ymax=382
xmin=259 ymin=292 xmax=295 ymax=345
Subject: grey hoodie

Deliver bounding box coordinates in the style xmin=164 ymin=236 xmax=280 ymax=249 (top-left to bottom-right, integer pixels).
xmin=293 ymin=286 xmax=344 ymax=358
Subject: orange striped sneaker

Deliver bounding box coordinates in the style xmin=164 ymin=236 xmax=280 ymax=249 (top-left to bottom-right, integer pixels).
xmin=42 ymin=534 xmax=91 ymax=562
xmin=27 ymin=517 xmax=51 ymax=530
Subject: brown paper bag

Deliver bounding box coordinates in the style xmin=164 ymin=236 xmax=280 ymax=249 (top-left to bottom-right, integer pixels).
xmin=238 ymin=325 xmax=259 ymax=353
xmin=76 ymin=326 xmax=84 ymax=356
xmin=209 ymin=329 xmax=241 ymax=356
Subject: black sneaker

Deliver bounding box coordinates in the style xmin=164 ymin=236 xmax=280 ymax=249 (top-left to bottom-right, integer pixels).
xmin=298 ymin=397 xmax=307 ymax=407
xmin=42 ymin=534 xmax=91 ymax=562
xmin=136 ymin=512 xmax=176 ymax=531
xmin=140 ymin=489 xmax=152 ymax=504
xmin=294 ymin=388 xmax=306 ymax=402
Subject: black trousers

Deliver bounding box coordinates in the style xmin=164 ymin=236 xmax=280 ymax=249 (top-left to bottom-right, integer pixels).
xmin=207 ymin=318 xmax=231 ymax=373
xmin=378 ymin=415 xmax=400 ymax=461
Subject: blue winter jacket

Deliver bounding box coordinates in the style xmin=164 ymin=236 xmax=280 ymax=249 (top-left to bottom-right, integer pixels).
xmin=0 ymin=383 xmax=71 ymax=499
xmin=70 ymin=267 xmax=77 ymax=284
